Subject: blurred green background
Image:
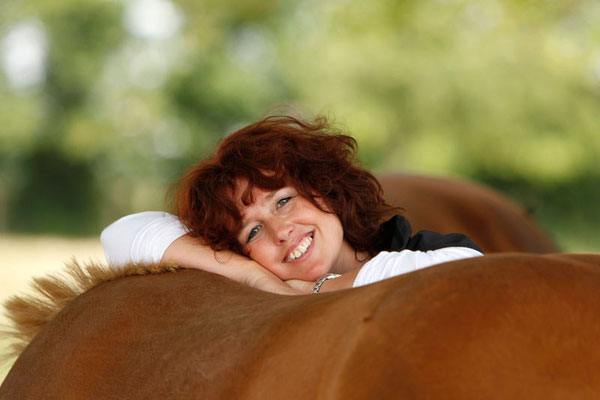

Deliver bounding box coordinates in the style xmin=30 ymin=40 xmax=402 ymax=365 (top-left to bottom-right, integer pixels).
xmin=1 ymin=0 xmax=600 ymax=252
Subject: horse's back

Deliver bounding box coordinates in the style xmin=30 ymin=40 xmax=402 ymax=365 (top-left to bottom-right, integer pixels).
xmin=3 ymin=254 xmax=600 ymax=399
xmin=336 ymin=253 xmax=600 ymax=398
xmin=0 ymin=268 xmax=394 ymax=399
xmin=379 ymin=174 xmax=558 ymax=253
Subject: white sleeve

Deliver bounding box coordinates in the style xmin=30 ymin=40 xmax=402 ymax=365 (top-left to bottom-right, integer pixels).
xmin=100 ymin=211 xmax=189 ymax=268
xmin=352 ymin=247 xmax=483 ymax=288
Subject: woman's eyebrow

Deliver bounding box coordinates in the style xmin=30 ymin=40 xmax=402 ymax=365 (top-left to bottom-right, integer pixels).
xmin=239 ymin=190 xmax=278 ymax=230
xmin=264 ymin=191 xmax=277 ymax=201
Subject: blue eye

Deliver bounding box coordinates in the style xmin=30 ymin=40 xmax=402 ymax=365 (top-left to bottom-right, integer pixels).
xmin=248 ymin=225 xmax=261 ymax=242
xmin=277 ymin=196 xmax=293 ymax=207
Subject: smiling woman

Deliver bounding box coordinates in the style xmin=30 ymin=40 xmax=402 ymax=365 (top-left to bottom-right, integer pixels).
xmin=101 ymin=116 xmax=482 ymax=294
xmin=234 ymin=184 xmax=357 ymax=282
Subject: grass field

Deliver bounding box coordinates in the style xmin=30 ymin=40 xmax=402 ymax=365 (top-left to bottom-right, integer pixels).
xmin=0 ymin=236 xmax=105 ymax=386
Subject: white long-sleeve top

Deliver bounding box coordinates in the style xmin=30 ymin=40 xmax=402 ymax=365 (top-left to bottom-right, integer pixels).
xmin=353 ymin=248 xmax=481 ymax=287
xmin=100 ymin=212 xmax=189 ymax=266
xmin=100 ymin=212 xmax=482 ymax=287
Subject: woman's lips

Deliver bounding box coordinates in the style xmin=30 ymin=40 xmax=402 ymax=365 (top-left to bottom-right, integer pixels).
xmin=284 ymin=231 xmax=314 ymax=263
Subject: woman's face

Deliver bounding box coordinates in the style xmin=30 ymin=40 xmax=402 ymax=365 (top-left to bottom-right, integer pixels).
xmin=235 ymin=182 xmax=361 ymax=281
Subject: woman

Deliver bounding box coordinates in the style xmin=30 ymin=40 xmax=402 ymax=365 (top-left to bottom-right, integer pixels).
xmin=101 ymin=116 xmax=482 ymax=295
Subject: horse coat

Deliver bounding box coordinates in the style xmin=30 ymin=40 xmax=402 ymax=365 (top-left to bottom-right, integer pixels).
xmin=1 ymin=254 xmax=600 ymax=399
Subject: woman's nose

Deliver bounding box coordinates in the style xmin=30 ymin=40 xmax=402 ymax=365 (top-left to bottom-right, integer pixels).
xmin=271 ymin=219 xmax=294 ymax=243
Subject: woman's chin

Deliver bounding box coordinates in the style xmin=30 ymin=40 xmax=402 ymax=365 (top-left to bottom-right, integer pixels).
xmin=278 ymin=258 xmax=333 ymax=282
xmin=303 ymin=264 xmax=332 ymax=281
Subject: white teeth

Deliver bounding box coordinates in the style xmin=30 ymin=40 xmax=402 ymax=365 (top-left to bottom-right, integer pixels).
xmin=285 ymin=234 xmax=313 ymax=262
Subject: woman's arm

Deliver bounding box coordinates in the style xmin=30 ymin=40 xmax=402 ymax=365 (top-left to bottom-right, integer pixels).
xmin=162 ymin=234 xmax=301 ymax=295
xmin=352 ymin=248 xmax=482 ymax=288
xmin=286 ymin=247 xmax=483 ymax=293
xmin=101 ymin=212 xmax=187 ymax=266
xmin=101 ymin=212 xmax=300 ymax=295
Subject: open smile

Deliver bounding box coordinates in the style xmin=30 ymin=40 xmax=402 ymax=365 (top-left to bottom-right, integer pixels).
xmin=284 ymin=232 xmax=314 ymax=263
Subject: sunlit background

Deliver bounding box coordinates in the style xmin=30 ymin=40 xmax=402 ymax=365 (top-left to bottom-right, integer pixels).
xmin=1 ymin=0 xmax=600 ymax=383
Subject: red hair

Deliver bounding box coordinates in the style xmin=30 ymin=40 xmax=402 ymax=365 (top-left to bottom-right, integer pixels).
xmin=172 ymin=116 xmax=399 ymax=256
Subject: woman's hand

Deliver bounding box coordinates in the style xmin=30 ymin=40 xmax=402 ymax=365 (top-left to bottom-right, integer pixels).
xmin=243 ymin=269 xmax=303 ymax=295
xmin=163 ymin=234 xmax=302 ymax=295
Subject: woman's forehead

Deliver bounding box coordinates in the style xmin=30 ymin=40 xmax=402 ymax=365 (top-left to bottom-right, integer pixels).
xmin=234 ymin=180 xmax=285 ymax=226
xmin=233 ymin=178 xmax=273 ymax=207
xmin=233 ymin=173 xmax=289 ymax=203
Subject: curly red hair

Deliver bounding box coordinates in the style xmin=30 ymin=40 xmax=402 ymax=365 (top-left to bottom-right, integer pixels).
xmin=172 ymin=116 xmax=399 ymax=256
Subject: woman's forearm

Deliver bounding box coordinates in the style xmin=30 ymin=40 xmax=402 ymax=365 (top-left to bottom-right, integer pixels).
xmin=162 ymin=234 xmax=253 ymax=275
xmin=102 ymin=212 xmax=300 ymax=295
xmin=287 ymin=247 xmax=483 ymax=294
xmin=163 ymin=235 xmax=300 ymax=294
xmin=352 ymin=248 xmax=482 ymax=288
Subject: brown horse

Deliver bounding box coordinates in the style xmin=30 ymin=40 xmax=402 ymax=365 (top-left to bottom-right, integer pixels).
xmin=378 ymin=174 xmax=557 ymax=253
xmin=2 ymin=253 xmax=600 ymax=399
xmin=1 ymin=175 xmax=562 ymax=398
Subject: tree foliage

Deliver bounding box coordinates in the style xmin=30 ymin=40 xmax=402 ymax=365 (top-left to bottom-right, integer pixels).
xmin=1 ymin=0 xmax=599 ymax=250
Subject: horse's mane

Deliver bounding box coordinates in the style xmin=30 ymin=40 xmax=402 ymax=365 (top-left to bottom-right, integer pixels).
xmin=1 ymin=260 xmax=181 ymax=363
